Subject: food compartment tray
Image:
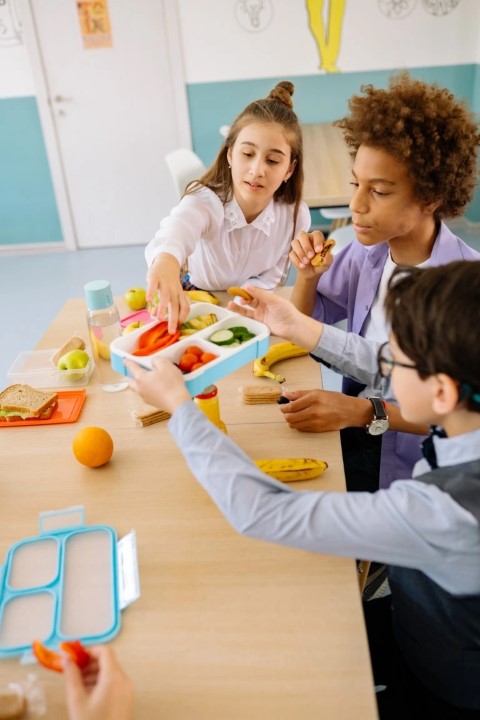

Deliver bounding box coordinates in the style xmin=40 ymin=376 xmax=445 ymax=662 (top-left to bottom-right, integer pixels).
xmin=110 ymin=302 xmax=270 ymax=396
xmin=0 ymin=526 xmax=119 ymax=657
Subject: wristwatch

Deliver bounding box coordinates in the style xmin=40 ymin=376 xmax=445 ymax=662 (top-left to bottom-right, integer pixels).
xmin=365 ymin=397 xmax=389 ymax=436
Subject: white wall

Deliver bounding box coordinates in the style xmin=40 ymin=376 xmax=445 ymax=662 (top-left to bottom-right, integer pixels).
xmin=0 ymin=46 xmax=35 ymax=97
xmin=178 ymin=0 xmax=480 ymax=83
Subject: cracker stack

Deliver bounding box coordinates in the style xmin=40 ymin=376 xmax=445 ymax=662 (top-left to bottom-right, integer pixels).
xmin=132 ymin=408 xmax=171 ymax=427
xmin=242 ymin=385 xmax=282 ymax=405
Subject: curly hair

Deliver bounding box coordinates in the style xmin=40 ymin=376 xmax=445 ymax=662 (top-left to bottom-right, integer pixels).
xmin=385 ymin=261 xmax=480 ymax=412
xmin=335 ymin=72 xmax=480 ymax=219
xmin=186 ymin=81 xmax=304 ymax=236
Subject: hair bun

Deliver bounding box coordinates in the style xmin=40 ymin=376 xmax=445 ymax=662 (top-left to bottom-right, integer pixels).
xmin=267 ymin=81 xmax=294 ymax=109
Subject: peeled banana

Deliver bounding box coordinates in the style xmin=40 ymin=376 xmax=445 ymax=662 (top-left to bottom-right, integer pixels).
xmin=186 ymin=289 xmax=220 ymax=305
xmin=253 ymin=341 xmax=309 ymax=383
xmin=181 ymin=313 xmax=218 ymax=335
xmin=255 ymin=458 xmax=328 ymax=482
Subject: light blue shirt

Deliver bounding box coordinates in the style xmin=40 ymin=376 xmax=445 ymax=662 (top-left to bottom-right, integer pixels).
xmin=308 ymin=222 xmax=480 ymax=488
xmin=169 ymin=402 xmax=480 ymax=596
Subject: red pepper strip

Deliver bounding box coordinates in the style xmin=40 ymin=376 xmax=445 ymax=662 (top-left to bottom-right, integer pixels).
xmin=32 ymin=639 xmax=91 ymax=673
xmin=131 ymin=330 xmax=181 ymax=356
xmin=155 ymin=330 xmax=180 ymax=349
xmin=137 ymin=321 xmax=168 ymax=349
xmin=32 ymin=640 xmax=64 ymax=673
xmin=60 ymin=640 xmax=90 ymax=669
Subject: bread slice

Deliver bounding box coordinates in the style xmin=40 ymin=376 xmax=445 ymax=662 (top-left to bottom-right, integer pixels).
xmin=0 ymin=686 xmax=26 ymax=719
xmin=242 ymin=385 xmax=282 ymax=404
xmin=0 ymin=384 xmax=58 ymax=421
xmin=50 ymin=336 xmax=86 ymax=366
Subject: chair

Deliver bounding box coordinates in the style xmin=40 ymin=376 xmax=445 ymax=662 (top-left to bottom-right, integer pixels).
xmin=165 ymin=148 xmax=207 ymax=201
xmin=328 ymin=222 xmax=356 ymax=253
xmin=320 ymin=206 xmax=352 ymax=231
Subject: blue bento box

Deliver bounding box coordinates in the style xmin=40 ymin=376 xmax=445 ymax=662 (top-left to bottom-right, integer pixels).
xmin=110 ymin=302 xmax=270 ymax=396
xmin=0 ymin=506 xmax=139 ymax=661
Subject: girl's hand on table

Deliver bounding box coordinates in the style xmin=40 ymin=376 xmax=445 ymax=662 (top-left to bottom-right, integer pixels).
xmin=146 ymin=253 xmax=190 ymax=334
xmin=125 ymin=357 xmax=190 ymax=414
xmin=279 ymin=389 xmax=372 ymax=432
xmin=64 ymin=646 xmax=133 ymax=720
xmin=290 ymin=230 xmax=333 ymax=278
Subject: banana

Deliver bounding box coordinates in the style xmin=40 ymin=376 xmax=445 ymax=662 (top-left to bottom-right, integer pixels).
xmin=186 ymin=289 xmax=220 ymax=305
xmin=255 ymin=458 xmax=328 ymax=482
xmin=253 ymin=342 xmax=309 ymax=383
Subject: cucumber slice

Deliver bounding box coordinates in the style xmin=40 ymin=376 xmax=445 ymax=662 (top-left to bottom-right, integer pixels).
xmin=209 ymin=329 xmax=236 ymax=345
xmin=230 ymin=326 xmax=256 ymax=342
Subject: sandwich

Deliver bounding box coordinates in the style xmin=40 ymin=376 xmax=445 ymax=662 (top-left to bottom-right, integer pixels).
xmin=311 ymin=238 xmax=336 ymax=267
xmin=0 ymin=686 xmax=26 ymax=719
xmin=50 ymin=336 xmax=86 ymax=367
xmin=0 ymin=384 xmax=58 ymax=422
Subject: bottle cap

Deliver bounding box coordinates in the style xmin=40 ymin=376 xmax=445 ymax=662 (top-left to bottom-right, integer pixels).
xmin=84 ymin=280 xmax=114 ymax=311
xmin=195 ymin=385 xmax=217 ymax=400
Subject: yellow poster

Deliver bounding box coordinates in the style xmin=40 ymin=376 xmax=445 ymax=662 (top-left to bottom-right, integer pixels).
xmin=77 ymin=0 xmax=113 ymax=50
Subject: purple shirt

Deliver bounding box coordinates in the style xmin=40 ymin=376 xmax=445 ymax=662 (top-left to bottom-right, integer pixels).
xmin=311 ymin=222 xmax=480 ymax=488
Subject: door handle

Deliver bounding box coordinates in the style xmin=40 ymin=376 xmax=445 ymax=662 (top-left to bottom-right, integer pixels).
xmin=53 ymin=94 xmax=73 ymax=103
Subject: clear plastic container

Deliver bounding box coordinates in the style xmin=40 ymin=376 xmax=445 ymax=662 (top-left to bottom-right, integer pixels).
xmin=7 ymin=349 xmax=93 ymax=388
xmin=84 ymin=280 xmax=128 ymax=392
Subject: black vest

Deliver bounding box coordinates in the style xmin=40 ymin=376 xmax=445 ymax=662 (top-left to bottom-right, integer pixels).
xmin=389 ymin=459 xmax=480 ymax=709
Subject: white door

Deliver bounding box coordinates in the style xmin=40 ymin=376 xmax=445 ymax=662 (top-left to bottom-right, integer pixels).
xmin=19 ymin=0 xmax=189 ymax=248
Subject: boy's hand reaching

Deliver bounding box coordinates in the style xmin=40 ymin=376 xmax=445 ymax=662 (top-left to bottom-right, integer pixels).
xmin=290 ymin=230 xmax=334 ymax=279
xmin=125 ymin=358 xmax=191 ymax=415
xmin=64 ymin=646 xmax=133 ymax=720
xmin=228 ymin=285 xmax=323 ymax=352
xmin=146 ymin=253 xmax=190 ymax=334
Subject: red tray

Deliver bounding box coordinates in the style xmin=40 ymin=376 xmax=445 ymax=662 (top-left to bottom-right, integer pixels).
xmin=0 ymin=390 xmax=86 ymax=428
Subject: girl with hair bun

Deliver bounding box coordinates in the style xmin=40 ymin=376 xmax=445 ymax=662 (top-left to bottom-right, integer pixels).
xmin=145 ymin=81 xmax=309 ymax=332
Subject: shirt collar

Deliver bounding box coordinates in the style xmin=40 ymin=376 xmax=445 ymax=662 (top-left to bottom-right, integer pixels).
xmin=224 ymin=195 xmax=276 ymax=236
xmin=366 ymin=221 xmax=453 ymax=268
xmin=413 ymin=427 xmax=480 ymax=477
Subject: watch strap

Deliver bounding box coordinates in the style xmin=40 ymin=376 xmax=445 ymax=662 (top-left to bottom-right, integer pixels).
xmin=368 ymin=397 xmax=387 ymax=421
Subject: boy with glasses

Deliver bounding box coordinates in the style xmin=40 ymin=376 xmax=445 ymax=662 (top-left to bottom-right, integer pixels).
xmin=126 ymin=260 xmax=480 ymax=718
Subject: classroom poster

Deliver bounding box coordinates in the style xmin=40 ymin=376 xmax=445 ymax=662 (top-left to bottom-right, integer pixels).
xmin=76 ymin=0 xmax=113 ymax=49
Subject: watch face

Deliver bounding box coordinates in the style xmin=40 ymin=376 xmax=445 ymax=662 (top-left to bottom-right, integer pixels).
xmin=368 ymin=419 xmax=389 ymax=436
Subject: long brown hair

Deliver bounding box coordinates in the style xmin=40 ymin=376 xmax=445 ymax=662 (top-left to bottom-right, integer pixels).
xmin=186 ymin=81 xmax=304 ymax=236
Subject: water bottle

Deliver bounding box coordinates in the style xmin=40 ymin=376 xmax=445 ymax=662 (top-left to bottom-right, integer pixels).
xmin=194 ymin=385 xmax=227 ymax=433
xmin=84 ymin=280 xmax=128 ymax=392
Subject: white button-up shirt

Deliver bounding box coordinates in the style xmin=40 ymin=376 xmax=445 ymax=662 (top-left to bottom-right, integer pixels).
xmin=145 ymin=187 xmax=311 ymax=290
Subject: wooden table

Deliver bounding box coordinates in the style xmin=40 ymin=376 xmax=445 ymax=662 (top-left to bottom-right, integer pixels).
xmin=302 ymin=122 xmax=353 ymax=208
xmin=0 ymin=294 xmax=377 ymax=719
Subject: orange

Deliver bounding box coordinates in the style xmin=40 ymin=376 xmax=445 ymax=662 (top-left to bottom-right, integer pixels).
xmin=72 ymin=426 xmax=114 ymax=468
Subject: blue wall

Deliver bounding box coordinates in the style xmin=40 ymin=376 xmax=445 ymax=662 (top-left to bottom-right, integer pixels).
xmin=0 ymin=97 xmax=63 ymax=246
xmin=187 ymin=64 xmax=480 ymax=222
xmin=2 ymin=64 xmax=479 ymax=248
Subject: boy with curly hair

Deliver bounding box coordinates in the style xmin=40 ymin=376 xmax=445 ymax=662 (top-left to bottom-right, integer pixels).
xmin=287 ymin=72 xmax=480 ymax=494
xmin=125 ymin=260 xmax=480 ymax=718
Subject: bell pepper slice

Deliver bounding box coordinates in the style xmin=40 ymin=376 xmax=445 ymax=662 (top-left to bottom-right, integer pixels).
xmin=131 ymin=329 xmax=181 ymax=356
xmin=32 ymin=639 xmax=91 ymax=673
xmin=60 ymin=640 xmax=90 ymax=669
xmin=32 ymin=640 xmax=63 ymax=672
xmin=137 ymin=322 xmax=168 ymax=349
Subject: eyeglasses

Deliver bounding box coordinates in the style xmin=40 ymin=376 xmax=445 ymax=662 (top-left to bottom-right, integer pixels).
xmin=377 ymin=341 xmax=429 ymax=379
